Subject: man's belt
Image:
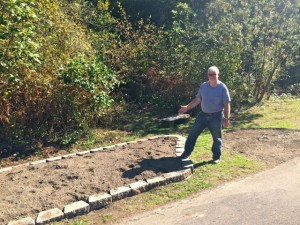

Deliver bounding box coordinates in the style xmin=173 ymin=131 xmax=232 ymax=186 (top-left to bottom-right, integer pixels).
xmin=203 ymin=111 xmax=222 ymax=115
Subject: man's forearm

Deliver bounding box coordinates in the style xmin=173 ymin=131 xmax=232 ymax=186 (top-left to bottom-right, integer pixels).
xmin=224 ymin=103 xmax=231 ymax=119
xmin=187 ymin=97 xmax=201 ymax=110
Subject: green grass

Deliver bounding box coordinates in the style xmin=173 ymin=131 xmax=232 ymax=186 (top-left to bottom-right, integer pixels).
xmin=232 ymin=96 xmax=300 ymax=129
xmin=63 ymin=96 xmax=299 ymax=225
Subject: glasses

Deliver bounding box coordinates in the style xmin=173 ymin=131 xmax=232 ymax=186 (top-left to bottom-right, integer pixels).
xmin=208 ymin=73 xmax=217 ymax=76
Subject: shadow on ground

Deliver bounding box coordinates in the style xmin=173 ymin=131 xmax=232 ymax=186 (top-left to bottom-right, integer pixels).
xmin=231 ymin=112 xmax=263 ymax=127
xmin=193 ymin=160 xmax=216 ymax=169
xmin=122 ymin=157 xmax=183 ymax=179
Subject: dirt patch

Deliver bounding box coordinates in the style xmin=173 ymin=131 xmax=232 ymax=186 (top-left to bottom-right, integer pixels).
xmin=223 ymin=128 xmax=300 ymax=166
xmin=0 ymin=136 xmax=181 ymax=224
xmin=0 ymin=129 xmax=300 ymax=224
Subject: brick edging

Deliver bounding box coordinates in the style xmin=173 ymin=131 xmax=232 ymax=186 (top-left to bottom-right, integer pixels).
xmin=6 ymin=135 xmax=194 ymax=225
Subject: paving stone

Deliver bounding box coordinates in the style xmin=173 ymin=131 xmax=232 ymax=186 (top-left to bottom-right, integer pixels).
xmin=166 ymin=134 xmax=182 ymax=139
xmin=64 ymin=200 xmax=90 ymax=219
xmin=114 ymin=143 xmax=127 ymax=147
xmin=146 ymin=176 xmax=167 ymax=189
xmin=176 ymin=152 xmax=182 ymax=157
xmin=161 ymin=134 xmax=170 ymax=137
xmin=62 ymin=153 xmax=77 ymax=159
xmin=147 ymin=136 xmax=159 ymax=140
xmin=0 ymin=167 xmax=12 ymax=173
xmin=103 ymin=145 xmax=115 ymax=150
xmin=129 ymin=180 xmax=151 ymax=194
xmin=88 ymin=192 xmax=112 ymax=210
xmin=36 ymin=208 xmax=64 ymax=225
xmin=76 ymin=150 xmax=91 ymax=156
xmin=178 ymin=142 xmax=186 ymax=146
xmin=176 ymin=144 xmax=185 ymax=148
xmin=90 ymin=147 xmax=103 ymax=153
xmin=175 ymin=147 xmax=184 ymax=153
xmin=137 ymin=139 xmax=148 ymax=142
xmin=109 ymin=186 xmax=132 ymax=202
xmin=126 ymin=141 xmax=138 ymax=144
xmin=163 ymin=171 xmax=186 ymax=184
xmin=7 ymin=217 xmax=35 ymax=225
xmin=46 ymin=156 xmax=62 ymax=162
xmin=12 ymin=164 xmax=28 ymax=169
xmin=29 ymin=159 xmax=47 ymax=165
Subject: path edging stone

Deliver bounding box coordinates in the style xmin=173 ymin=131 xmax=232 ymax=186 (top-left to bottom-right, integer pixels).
xmin=63 ymin=201 xmax=90 ymax=219
xmin=35 ymin=208 xmax=64 ymax=225
xmin=88 ymin=192 xmax=112 ymax=210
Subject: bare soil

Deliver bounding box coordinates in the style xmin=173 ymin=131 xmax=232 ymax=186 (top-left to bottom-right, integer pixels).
xmin=0 ymin=129 xmax=300 ymax=224
xmin=0 ymin=136 xmax=180 ymax=224
xmin=223 ymin=128 xmax=300 ymax=166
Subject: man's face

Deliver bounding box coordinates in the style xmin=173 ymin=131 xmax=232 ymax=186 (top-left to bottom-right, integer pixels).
xmin=208 ymin=69 xmax=219 ymax=82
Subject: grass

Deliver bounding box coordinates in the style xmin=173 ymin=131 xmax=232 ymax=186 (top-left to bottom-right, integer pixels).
xmin=232 ymin=96 xmax=300 ymax=129
xmin=54 ymin=97 xmax=300 ymax=224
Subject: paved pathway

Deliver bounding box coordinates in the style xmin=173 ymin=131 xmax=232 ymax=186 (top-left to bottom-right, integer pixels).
xmin=117 ymin=157 xmax=300 ymax=225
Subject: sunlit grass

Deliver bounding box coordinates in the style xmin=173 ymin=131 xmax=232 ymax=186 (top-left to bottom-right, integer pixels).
xmin=232 ymin=97 xmax=300 ymax=129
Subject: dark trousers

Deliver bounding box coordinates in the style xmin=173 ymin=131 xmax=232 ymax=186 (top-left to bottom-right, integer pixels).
xmin=182 ymin=111 xmax=223 ymax=160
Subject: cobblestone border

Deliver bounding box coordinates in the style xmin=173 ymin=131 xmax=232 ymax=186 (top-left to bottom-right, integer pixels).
xmin=6 ymin=135 xmax=194 ymax=225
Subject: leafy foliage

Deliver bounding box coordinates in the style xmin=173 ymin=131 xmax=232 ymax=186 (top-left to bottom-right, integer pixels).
xmin=0 ymin=0 xmax=299 ymax=154
xmin=58 ymin=55 xmax=118 ymax=110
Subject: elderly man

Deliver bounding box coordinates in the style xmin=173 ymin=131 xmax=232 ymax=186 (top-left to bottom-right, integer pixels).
xmin=178 ymin=66 xmax=231 ymax=164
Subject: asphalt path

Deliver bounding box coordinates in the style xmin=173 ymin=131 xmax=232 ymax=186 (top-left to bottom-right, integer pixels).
xmin=117 ymin=157 xmax=300 ymax=225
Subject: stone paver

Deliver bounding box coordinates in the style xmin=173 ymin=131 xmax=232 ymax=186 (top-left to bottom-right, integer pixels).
xmin=35 ymin=208 xmax=64 ymax=225
xmin=110 ymin=186 xmax=133 ymax=201
xmin=129 ymin=180 xmax=151 ymax=194
xmin=103 ymin=145 xmax=115 ymax=150
xmin=88 ymin=193 xmax=112 ymax=210
xmin=90 ymin=147 xmax=103 ymax=153
xmin=7 ymin=217 xmax=35 ymax=225
xmin=146 ymin=176 xmax=167 ymax=189
xmin=0 ymin=167 xmax=12 ymax=173
xmin=62 ymin=153 xmax=77 ymax=159
xmin=46 ymin=156 xmax=62 ymax=162
xmin=76 ymin=150 xmax=91 ymax=156
xmin=64 ymin=200 xmax=90 ymax=219
xmin=163 ymin=170 xmax=189 ymax=184
xmin=29 ymin=160 xmax=47 ymax=165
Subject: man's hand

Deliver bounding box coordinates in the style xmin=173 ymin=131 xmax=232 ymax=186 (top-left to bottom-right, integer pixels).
xmin=223 ymin=119 xmax=230 ymax=128
xmin=178 ymin=97 xmax=201 ymax=114
xmin=178 ymin=105 xmax=188 ymax=114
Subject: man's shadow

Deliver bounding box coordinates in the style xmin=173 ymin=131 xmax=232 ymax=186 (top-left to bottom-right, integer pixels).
xmin=122 ymin=157 xmax=213 ymax=179
xmin=193 ymin=160 xmax=215 ymax=169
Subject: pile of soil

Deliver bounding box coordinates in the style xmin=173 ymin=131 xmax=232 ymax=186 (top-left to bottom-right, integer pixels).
xmin=0 ymin=129 xmax=300 ymax=224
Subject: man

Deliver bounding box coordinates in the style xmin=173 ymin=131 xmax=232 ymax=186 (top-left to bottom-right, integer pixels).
xmin=178 ymin=66 xmax=231 ymax=164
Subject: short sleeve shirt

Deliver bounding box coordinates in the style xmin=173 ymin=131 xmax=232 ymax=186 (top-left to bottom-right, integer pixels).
xmin=196 ymin=81 xmax=231 ymax=113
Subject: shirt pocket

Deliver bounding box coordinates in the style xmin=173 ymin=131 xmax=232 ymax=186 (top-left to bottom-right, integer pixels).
xmin=213 ymin=95 xmax=222 ymax=105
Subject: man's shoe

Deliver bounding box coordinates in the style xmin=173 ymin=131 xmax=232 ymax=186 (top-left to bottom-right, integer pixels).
xmin=213 ymin=159 xmax=221 ymax=164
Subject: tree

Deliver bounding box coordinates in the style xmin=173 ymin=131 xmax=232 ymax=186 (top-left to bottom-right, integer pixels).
xmin=206 ymin=0 xmax=300 ymax=104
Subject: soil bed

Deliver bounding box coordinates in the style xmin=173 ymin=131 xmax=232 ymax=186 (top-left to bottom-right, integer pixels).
xmin=0 ymin=136 xmax=180 ymax=224
xmin=0 ymin=129 xmax=300 ymax=224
